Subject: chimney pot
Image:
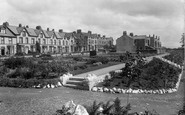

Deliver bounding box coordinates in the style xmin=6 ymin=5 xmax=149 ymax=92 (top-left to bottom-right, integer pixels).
xmin=77 ymin=29 xmax=81 ymax=34
xmin=26 ymin=25 xmax=29 ymax=28
xmin=3 ymin=22 xmax=9 ymax=27
xmin=47 ymin=28 xmax=49 ymax=31
xmin=123 ymin=31 xmax=127 ymax=35
xmin=52 ymin=29 xmax=55 ymax=31
xmin=88 ymin=31 xmax=92 ymax=34
xmin=18 ymin=24 xmax=22 ymax=27
xmin=130 ymin=33 xmax=134 ymax=37
xmin=59 ymin=29 xmax=63 ymax=33
xmin=36 ymin=26 xmax=42 ymax=30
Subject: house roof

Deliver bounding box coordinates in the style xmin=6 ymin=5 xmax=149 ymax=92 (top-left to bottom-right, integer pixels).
xmin=42 ymin=30 xmax=50 ymax=38
xmin=133 ymin=35 xmax=149 ymax=39
xmin=46 ymin=31 xmax=54 ymax=37
xmin=0 ymin=25 xmax=16 ymax=37
xmin=64 ymin=32 xmax=73 ymax=38
xmin=34 ymin=29 xmax=42 ymax=36
xmin=8 ymin=26 xmax=21 ymax=35
xmin=25 ymin=27 xmax=38 ymax=37
xmin=54 ymin=32 xmax=63 ymax=39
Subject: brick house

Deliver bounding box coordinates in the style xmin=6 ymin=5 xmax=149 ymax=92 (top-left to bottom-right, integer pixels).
xmin=116 ymin=31 xmax=136 ymax=53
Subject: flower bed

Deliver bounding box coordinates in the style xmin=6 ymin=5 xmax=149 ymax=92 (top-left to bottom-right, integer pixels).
xmin=90 ymin=57 xmax=183 ymax=94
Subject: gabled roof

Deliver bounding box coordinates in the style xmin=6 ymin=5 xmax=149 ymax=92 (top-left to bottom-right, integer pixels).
xmin=34 ymin=29 xmax=42 ymax=36
xmin=133 ymin=35 xmax=149 ymax=39
xmin=0 ymin=25 xmax=16 ymax=37
xmin=25 ymin=28 xmax=38 ymax=37
xmin=8 ymin=25 xmax=23 ymax=35
xmin=64 ymin=32 xmax=73 ymax=38
xmin=54 ymin=32 xmax=63 ymax=39
xmin=91 ymin=33 xmax=98 ymax=38
xmin=42 ymin=30 xmax=50 ymax=38
xmin=46 ymin=31 xmax=54 ymax=37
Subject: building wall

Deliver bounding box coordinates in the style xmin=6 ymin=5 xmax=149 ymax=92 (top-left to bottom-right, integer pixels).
xmin=116 ymin=36 xmax=135 ymax=53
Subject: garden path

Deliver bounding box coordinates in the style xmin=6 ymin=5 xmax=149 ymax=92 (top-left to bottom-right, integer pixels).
xmin=74 ymin=53 xmax=169 ymax=78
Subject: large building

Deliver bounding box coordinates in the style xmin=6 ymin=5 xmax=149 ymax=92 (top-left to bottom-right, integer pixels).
xmin=116 ymin=31 xmax=136 ymax=53
xmin=0 ymin=22 xmax=113 ymax=56
xmin=116 ymin=31 xmax=164 ymax=54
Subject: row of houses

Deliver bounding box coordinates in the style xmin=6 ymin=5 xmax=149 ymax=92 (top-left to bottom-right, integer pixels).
xmin=116 ymin=31 xmax=165 ymax=54
xmin=0 ymin=22 xmax=113 ymax=56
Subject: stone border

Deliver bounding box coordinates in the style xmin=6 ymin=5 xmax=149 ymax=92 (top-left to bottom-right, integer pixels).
xmin=90 ymin=57 xmax=184 ymax=94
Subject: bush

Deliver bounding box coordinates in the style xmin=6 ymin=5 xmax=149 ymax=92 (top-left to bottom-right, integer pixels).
xmin=0 ymin=77 xmax=61 ymax=88
xmin=86 ymin=56 xmax=109 ymax=65
xmin=73 ymin=57 xmax=83 ymax=61
xmin=4 ymin=57 xmax=35 ymax=69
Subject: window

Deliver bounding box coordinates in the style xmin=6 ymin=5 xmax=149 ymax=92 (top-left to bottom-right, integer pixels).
xmin=50 ymin=39 xmax=53 ymax=45
xmin=38 ymin=38 xmax=41 ymax=43
xmin=9 ymin=38 xmax=12 ymax=44
xmin=26 ymin=37 xmax=29 ymax=44
xmin=54 ymin=40 xmax=56 ymax=45
xmin=0 ymin=29 xmax=5 ymax=34
xmin=66 ymin=41 xmax=68 ymax=45
xmin=40 ymin=33 xmax=43 ymax=38
xmin=1 ymin=37 xmax=5 ymax=44
xmin=31 ymin=38 xmax=35 ymax=44
xmin=19 ymin=37 xmax=23 ymax=43
xmin=71 ymin=40 xmax=73 ymax=44
xmin=59 ymin=40 xmax=61 ymax=45
xmin=22 ymin=31 xmax=26 ymax=37
xmin=63 ymin=40 xmax=65 ymax=46
xmin=43 ymin=39 xmax=46 ymax=45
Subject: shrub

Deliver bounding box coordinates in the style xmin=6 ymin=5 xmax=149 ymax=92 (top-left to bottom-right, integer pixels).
xmin=73 ymin=57 xmax=83 ymax=61
xmin=0 ymin=77 xmax=61 ymax=88
xmin=4 ymin=57 xmax=35 ymax=69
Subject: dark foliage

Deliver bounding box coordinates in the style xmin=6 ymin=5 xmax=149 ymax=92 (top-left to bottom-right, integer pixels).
xmin=163 ymin=49 xmax=184 ymax=65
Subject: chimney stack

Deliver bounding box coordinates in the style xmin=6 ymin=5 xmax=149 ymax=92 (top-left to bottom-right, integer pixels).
xmin=26 ymin=25 xmax=29 ymax=28
xmin=88 ymin=31 xmax=92 ymax=34
xmin=3 ymin=22 xmax=9 ymax=27
xmin=47 ymin=28 xmax=49 ymax=31
xmin=77 ymin=29 xmax=81 ymax=34
xmin=130 ymin=33 xmax=134 ymax=37
xmin=36 ymin=26 xmax=42 ymax=30
xmin=59 ymin=29 xmax=63 ymax=33
xmin=98 ymin=34 xmax=101 ymax=37
xmin=123 ymin=31 xmax=127 ymax=36
xmin=52 ymin=29 xmax=55 ymax=31
xmin=18 ymin=24 xmax=22 ymax=27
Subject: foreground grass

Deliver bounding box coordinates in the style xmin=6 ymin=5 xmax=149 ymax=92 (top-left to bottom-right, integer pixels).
xmin=0 ymin=70 xmax=184 ymax=115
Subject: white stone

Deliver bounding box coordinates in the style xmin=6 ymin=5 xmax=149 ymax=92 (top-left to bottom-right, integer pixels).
xmin=47 ymin=84 xmax=50 ymax=88
xmin=57 ymin=82 xmax=62 ymax=86
xmin=73 ymin=105 xmax=89 ymax=115
xmin=113 ymin=87 xmax=117 ymax=92
xmin=121 ymin=89 xmax=126 ymax=93
xmin=64 ymin=100 xmax=76 ymax=114
xmin=98 ymin=87 xmax=103 ymax=92
xmin=103 ymin=87 xmax=109 ymax=92
xmin=91 ymin=87 xmax=98 ymax=92
xmin=110 ymin=89 xmax=115 ymax=93
xmin=43 ymin=86 xmax=46 ymax=89
xmin=51 ymin=84 xmax=55 ymax=88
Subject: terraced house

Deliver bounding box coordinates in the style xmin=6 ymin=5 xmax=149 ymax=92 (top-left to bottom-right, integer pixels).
xmin=0 ymin=22 xmax=113 ymax=56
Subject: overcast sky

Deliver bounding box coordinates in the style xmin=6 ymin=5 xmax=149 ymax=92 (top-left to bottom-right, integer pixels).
xmin=0 ymin=0 xmax=184 ymax=48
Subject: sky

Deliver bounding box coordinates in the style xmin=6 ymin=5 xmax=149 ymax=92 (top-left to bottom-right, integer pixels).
xmin=0 ymin=0 xmax=184 ymax=48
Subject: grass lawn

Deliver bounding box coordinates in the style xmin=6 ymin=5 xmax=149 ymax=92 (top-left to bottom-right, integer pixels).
xmin=0 ymin=70 xmax=184 ymax=115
